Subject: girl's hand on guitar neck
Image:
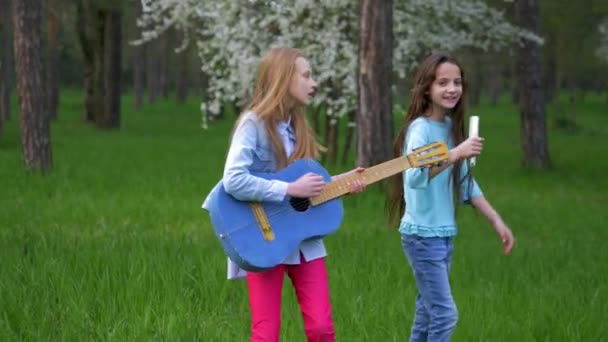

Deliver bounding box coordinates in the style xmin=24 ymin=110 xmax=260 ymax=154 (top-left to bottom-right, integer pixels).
xmin=333 ymin=167 xmax=366 ymax=194
xmin=287 ymin=173 xmax=325 ymax=198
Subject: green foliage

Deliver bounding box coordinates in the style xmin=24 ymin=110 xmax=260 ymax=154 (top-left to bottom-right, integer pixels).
xmin=0 ymin=91 xmax=607 ymax=340
xmin=540 ymin=0 xmax=607 ymax=85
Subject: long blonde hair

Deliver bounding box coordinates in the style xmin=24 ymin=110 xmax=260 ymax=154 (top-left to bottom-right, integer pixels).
xmin=238 ymin=47 xmax=324 ymax=169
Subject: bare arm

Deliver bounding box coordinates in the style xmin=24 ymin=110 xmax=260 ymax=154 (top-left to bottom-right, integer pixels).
xmin=428 ymin=149 xmax=460 ymax=178
xmin=470 ymin=195 xmax=516 ymax=255
xmin=428 ymin=136 xmax=484 ymax=179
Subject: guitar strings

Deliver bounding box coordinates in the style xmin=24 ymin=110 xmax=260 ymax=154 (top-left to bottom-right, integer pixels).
xmin=222 ymin=146 xmax=448 ymax=236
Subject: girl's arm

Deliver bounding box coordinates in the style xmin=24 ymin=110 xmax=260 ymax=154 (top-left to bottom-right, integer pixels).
xmin=470 ymin=195 xmax=516 ymax=255
xmin=223 ymin=118 xmax=289 ymax=202
xmin=223 ymin=117 xmax=325 ymax=201
xmin=428 ymin=136 xmax=484 ymax=178
xmin=404 ymin=121 xmax=431 ymax=188
xmin=428 ymin=148 xmax=461 ymax=178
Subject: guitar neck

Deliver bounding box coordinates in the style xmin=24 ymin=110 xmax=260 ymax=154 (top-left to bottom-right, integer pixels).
xmin=310 ymin=155 xmax=412 ymax=206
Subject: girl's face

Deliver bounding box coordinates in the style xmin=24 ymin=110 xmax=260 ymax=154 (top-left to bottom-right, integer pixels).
xmin=289 ymin=57 xmax=318 ymax=106
xmin=428 ymin=62 xmax=463 ymax=112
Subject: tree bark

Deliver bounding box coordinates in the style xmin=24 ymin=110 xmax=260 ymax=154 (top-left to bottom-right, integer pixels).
xmin=133 ymin=44 xmax=145 ymax=110
xmin=1 ymin=0 xmax=14 ymax=124
xmin=77 ymin=1 xmax=121 ymax=129
xmin=13 ymin=0 xmax=53 ymax=172
xmin=76 ymin=0 xmax=99 ymax=122
xmin=132 ymin=0 xmax=145 ymax=111
xmin=357 ymin=0 xmax=393 ymax=167
xmin=160 ymin=35 xmax=169 ymax=98
xmin=324 ymin=113 xmax=339 ymax=165
xmin=92 ymin=10 xmax=106 ymax=124
xmin=311 ymin=105 xmax=322 ymax=134
xmin=341 ymin=109 xmax=357 ymax=164
xmin=487 ymin=61 xmax=502 ymax=106
xmin=147 ymin=40 xmax=160 ymax=104
xmin=175 ymin=48 xmax=189 ymax=104
xmin=47 ymin=0 xmax=60 ymax=121
xmin=468 ymin=51 xmax=482 ymax=107
xmin=101 ymin=10 xmax=121 ymax=128
xmin=324 ymin=80 xmax=344 ymax=164
xmin=516 ymin=0 xmax=550 ymax=169
xmin=510 ymin=54 xmax=519 ymax=105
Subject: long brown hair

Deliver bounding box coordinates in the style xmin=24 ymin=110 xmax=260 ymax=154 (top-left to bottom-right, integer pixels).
xmin=387 ymin=53 xmax=470 ymax=227
xmin=235 ymin=47 xmax=323 ymax=169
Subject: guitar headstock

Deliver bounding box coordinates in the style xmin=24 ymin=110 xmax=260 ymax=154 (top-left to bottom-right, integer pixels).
xmin=408 ymin=142 xmax=449 ymax=168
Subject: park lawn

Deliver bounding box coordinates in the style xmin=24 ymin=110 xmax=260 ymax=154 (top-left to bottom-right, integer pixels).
xmin=0 ymin=90 xmax=606 ymax=341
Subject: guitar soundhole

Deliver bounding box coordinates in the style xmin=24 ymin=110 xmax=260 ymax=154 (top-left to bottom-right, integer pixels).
xmin=289 ymin=197 xmax=311 ymax=212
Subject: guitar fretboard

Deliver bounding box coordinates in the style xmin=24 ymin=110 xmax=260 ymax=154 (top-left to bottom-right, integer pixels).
xmin=310 ymin=155 xmax=412 ymax=206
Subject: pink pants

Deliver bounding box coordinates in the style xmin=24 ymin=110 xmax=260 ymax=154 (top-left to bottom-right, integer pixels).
xmin=246 ymin=256 xmax=335 ymax=342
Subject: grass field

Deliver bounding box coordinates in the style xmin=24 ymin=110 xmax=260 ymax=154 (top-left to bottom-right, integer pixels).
xmin=1 ymin=90 xmax=607 ymax=341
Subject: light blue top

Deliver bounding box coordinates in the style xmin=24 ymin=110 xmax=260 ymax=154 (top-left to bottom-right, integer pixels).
xmin=400 ymin=116 xmax=482 ymax=237
xmin=202 ymin=112 xmax=326 ymax=279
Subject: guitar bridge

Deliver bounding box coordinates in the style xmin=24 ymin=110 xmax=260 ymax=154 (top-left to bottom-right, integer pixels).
xmin=250 ymin=202 xmax=274 ymax=242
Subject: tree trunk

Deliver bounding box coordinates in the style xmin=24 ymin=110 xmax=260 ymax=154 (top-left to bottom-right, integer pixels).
xmin=357 ymin=0 xmax=393 ymax=167
xmin=13 ymin=0 xmax=53 ymax=172
xmin=133 ymin=44 xmax=145 ymax=110
xmin=92 ymin=10 xmax=106 ymax=123
xmin=160 ymin=35 xmax=169 ymax=98
xmin=1 ymin=0 xmax=14 ymax=124
xmin=510 ymin=55 xmax=519 ymax=105
xmin=132 ymin=0 xmax=145 ymax=111
xmin=100 ymin=10 xmax=121 ymax=129
xmin=324 ymin=113 xmax=339 ymax=165
xmin=516 ymin=0 xmax=550 ymax=169
xmin=341 ymin=109 xmax=357 ymax=164
xmin=468 ymin=51 xmax=482 ymax=107
xmin=47 ymin=0 xmax=60 ymax=121
xmin=324 ymin=80 xmax=344 ymax=164
xmin=311 ymin=105 xmax=322 ymax=134
xmin=77 ymin=1 xmax=121 ymax=129
xmin=175 ymin=48 xmax=189 ymax=103
xmin=76 ymin=0 xmax=99 ymax=122
xmin=147 ymin=40 xmax=160 ymax=103
xmin=487 ymin=61 xmax=502 ymax=106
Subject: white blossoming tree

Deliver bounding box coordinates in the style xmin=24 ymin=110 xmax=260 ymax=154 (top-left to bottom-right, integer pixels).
xmin=135 ymin=0 xmax=540 ymax=161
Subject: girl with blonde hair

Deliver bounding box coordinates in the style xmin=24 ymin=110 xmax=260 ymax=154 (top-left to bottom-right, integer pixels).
xmin=203 ymin=47 xmax=364 ymax=341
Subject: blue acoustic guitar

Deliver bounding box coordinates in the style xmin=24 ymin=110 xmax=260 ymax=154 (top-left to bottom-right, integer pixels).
xmin=207 ymin=142 xmax=448 ymax=272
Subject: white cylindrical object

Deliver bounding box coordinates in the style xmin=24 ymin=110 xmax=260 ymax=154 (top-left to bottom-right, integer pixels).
xmin=468 ymin=116 xmax=479 ymax=166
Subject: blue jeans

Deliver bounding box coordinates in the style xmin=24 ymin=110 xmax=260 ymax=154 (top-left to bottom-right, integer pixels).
xmin=401 ymin=234 xmax=458 ymax=342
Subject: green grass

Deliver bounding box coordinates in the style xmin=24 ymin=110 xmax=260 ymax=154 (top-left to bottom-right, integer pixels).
xmin=1 ymin=90 xmax=607 ymax=341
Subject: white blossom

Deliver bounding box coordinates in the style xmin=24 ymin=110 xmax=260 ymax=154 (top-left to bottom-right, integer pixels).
xmin=136 ymin=0 xmax=541 ymax=126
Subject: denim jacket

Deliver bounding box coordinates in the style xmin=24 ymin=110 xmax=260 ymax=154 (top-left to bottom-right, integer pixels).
xmin=202 ymin=112 xmax=327 ymax=279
